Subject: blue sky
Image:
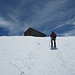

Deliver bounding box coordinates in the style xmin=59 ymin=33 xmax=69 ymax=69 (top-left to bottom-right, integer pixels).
xmin=0 ymin=0 xmax=75 ymax=36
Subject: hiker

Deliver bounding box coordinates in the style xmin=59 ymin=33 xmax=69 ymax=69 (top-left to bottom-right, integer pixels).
xmin=50 ymin=31 xmax=57 ymax=48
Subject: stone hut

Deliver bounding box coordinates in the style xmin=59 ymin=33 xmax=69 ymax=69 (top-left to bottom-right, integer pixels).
xmin=24 ymin=27 xmax=46 ymax=37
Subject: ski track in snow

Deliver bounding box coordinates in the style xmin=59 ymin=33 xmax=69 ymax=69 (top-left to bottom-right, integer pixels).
xmin=0 ymin=36 xmax=75 ymax=75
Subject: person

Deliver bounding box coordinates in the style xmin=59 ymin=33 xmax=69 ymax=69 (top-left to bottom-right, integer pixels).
xmin=50 ymin=31 xmax=57 ymax=48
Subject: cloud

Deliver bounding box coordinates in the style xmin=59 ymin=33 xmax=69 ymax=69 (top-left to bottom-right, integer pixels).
xmin=66 ymin=17 xmax=75 ymax=25
xmin=0 ymin=17 xmax=20 ymax=35
xmin=62 ymin=28 xmax=75 ymax=36
xmin=22 ymin=0 xmax=69 ymax=28
xmin=0 ymin=17 xmax=12 ymax=27
xmin=0 ymin=0 xmax=75 ymax=36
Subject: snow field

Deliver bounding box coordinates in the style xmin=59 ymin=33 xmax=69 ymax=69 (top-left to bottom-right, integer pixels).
xmin=0 ymin=36 xmax=75 ymax=75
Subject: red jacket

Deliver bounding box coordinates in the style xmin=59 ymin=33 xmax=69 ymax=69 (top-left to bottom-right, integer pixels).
xmin=50 ymin=32 xmax=57 ymax=38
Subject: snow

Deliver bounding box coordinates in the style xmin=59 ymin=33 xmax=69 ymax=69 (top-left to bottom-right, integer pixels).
xmin=0 ymin=36 xmax=75 ymax=75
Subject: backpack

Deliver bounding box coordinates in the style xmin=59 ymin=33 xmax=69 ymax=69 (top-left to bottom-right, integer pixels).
xmin=51 ymin=33 xmax=56 ymax=38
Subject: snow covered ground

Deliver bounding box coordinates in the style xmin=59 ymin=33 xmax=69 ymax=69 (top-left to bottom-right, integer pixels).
xmin=0 ymin=36 xmax=75 ymax=75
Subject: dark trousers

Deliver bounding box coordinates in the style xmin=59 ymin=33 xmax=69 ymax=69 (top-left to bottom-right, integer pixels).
xmin=51 ymin=39 xmax=56 ymax=48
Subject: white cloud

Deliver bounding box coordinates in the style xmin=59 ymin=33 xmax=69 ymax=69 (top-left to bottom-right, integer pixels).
xmin=0 ymin=17 xmax=13 ymax=27
xmin=66 ymin=17 xmax=75 ymax=25
xmin=23 ymin=0 xmax=69 ymax=27
xmin=63 ymin=28 xmax=75 ymax=36
xmin=0 ymin=17 xmax=21 ymax=35
xmin=0 ymin=0 xmax=74 ymax=36
xmin=8 ymin=14 xmax=19 ymax=23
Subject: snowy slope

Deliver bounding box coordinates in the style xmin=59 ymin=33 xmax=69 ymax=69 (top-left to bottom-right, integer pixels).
xmin=0 ymin=36 xmax=75 ymax=75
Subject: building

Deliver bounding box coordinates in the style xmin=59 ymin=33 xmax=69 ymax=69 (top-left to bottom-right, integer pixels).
xmin=0 ymin=35 xmax=2 ymax=36
xmin=24 ymin=27 xmax=46 ymax=37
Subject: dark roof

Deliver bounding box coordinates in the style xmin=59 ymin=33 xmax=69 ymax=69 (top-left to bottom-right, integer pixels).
xmin=27 ymin=27 xmax=45 ymax=34
xmin=24 ymin=27 xmax=46 ymax=37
